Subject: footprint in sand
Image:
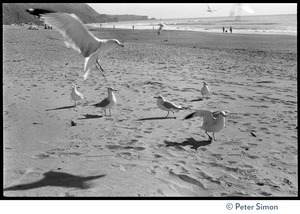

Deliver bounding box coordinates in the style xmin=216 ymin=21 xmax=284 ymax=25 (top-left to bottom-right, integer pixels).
xmin=32 ymin=148 xmax=89 ymax=159
xmin=111 ymin=164 xmax=127 ymax=172
xmin=227 ymin=160 xmax=237 ymax=165
xmin=106 ymin=145 xmax=146 ymax=151
xmin=106 ymin=144 xmax=146 ymax=160
xmin=134 ymin=135 xmax=143 ymax=139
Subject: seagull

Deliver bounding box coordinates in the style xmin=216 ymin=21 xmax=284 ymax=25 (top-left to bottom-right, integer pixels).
xmin=92 ymin=87 xmax=118 ymax=116
xmin=26 ymin=8 xmax=124 ymax=80
xmin=154 ymin=95 xmax=186 ymax=118
xmin=70 ymin=83 xmax=84 ymax=107
xmin=184 ymin=110 xmax=229 ymax=141
xmin=230 ymin=4 xmax=255 ymax=20
xmin=207 ymin=4 xmax=217 ymax=13
xmin=240 ymin=4 xmax=255 ymax=14
xmin=157 ymin=22 xmax=166 ymax=35
xmin=201 ymin=81 xmax=211 ymax=98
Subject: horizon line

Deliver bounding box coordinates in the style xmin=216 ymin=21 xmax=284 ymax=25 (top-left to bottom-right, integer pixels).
xmin=153 ymin=13 xmax=297 ymax=20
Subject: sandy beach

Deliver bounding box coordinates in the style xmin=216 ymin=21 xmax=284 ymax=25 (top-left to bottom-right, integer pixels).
xmin=3 ymin=25 xmax=297 ymax=197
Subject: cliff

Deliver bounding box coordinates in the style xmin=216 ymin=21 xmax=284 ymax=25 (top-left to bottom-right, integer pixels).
xmin=3 ymin=3 xmax=150 ymax=25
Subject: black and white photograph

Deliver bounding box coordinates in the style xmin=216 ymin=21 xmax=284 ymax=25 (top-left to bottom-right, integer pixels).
xmin=2 ymin=3 xmax=297 ymax=200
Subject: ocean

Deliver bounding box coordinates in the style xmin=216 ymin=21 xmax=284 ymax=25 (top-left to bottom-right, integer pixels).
xmin=88 ymin=14 xmax=297 ymax=36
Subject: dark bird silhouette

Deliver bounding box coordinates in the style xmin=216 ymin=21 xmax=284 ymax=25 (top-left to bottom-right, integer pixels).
xmin=4 ymin=171 xmax=105 ymax=191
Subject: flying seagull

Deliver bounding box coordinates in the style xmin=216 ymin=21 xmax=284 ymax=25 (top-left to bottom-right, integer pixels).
xmin=207 ymin=4 xmax=217 ymax=13
xmin=26 ymin=8 xmax=124 ymax=80
xmin=184 ymin=109 xmax=229 ymax=141
xmin=230 ymin=4 xmax=255 ymax=20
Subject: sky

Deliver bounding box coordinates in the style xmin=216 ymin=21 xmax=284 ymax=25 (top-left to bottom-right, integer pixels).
xmin=88 ymin=3 xmax=297 ymax=19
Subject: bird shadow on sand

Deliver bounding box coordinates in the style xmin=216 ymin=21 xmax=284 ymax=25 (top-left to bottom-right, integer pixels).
xmin=78 ymin=114 xmax=103 ymax=120
xmin=164 ymin=137 xmax=212 ymax=150
xmin=3 ymin=170 xmax=106 ymax=191
xmin=138 ymin=116 xmax=176 ymax=121
xmin=46 ymin=105 xmax=75 ymax=111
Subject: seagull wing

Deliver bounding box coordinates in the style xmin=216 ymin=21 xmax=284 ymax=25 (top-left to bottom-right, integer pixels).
xmin=201 ymin=113 xmax=216 ymax=127
xmin=184 ymin=109 xmax=212 ymax=119
xmin=184 ymin=112 xmax=197 ymax=119
xmin=93 ymin=98 xmax=110 ymax=108
xmin=240 ymin=4 xmax=255 ymax=14
xmin=212 ymin=110 xmax=221 ymax=118
xmin=39 ymin=12 xmax=101 ymax=58
xmin=162 ymin=100 xmax=182 ymax=110
xmin=77 ymin=91 xmax=84 ymax=100
xmin=230 ymin=4 xmax=238 ymax=16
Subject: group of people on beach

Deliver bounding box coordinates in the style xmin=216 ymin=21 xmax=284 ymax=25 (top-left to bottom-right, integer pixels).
xmin=44 ymin=24 xmax=52 ymax=30
xmin=222 ymin=26 xmax=233 ymax=33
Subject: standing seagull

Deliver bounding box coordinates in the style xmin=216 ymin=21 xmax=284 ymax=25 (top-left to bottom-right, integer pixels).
xmin=184 ymin=110 xmax=229 ymax=141
xmin=70 ymin=83 xmax=84 ymax=107
xmin=154 ymin=95 xmax=186 ymax=118
xmin=207 ymin=4 xmax=217 ymax=13
xmin=201 ymin=82 xmax=211 ymax=98
xmin=92 ymin=87 xmax=118 ymax=116
xmin=26 ymin=8 xmax=124 ymax=80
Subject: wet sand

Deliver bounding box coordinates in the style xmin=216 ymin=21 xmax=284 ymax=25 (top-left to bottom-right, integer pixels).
xmin=3 ymin=25 xmax=297 ymax=197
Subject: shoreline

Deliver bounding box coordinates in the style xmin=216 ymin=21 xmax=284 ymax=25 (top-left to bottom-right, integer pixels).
xmin=89 ymin=24 xmax=297 ymax=36
xmin=5 ymin=22 xmax=297 ymax=37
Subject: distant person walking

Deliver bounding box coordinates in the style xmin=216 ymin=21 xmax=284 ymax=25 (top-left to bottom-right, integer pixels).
xmin=157 ymin=22 xmax=166 ymax=35
xmin=230 ymin=26 xmax=233 ymax=33
xmin=132 ymin=25 xmax=134 ymax=30
xmin=222 ymin=26 xmax=225 ymax=33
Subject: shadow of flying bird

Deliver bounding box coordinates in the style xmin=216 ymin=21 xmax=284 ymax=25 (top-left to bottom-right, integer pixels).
xmin=164 ymin=138 xmax=212 ymax=150
xmin=4 ymin=171 xmax=105 ymax=191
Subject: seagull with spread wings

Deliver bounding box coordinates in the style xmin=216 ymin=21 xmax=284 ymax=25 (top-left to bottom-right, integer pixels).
xmin=184 ymin=109 xmax=229 ymax=141
xmin=26 ymin=8 xmax=124 ymax=80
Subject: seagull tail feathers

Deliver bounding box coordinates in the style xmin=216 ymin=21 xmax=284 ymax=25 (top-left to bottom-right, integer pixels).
xmin=83 ymin=69 xmax=90 ymax=80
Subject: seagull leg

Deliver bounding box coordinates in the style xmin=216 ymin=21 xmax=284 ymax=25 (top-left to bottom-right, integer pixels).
xmin=109 ymin=109 xmax=112 ymax=117
xmin=165 ymin=111 xmax=169 ymax=117
xmin=96 ymin=60 xmax=105 ymax=72
xmin=205 ymin=131 xmax=213 ymax=141
xmin=172 ymin=111 xmax=176 ymax=118
xmin=213 ymin=133 xmax=216 ymax=141
xmin=96 ymin=61 xmax=107 ymax=81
